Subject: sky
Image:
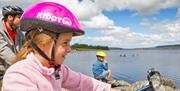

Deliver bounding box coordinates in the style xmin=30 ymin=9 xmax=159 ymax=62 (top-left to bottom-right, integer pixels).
xmin=1 ymin=0 xmax=180 ymax=48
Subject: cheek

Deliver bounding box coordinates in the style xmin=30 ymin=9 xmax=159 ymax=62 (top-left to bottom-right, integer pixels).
xmin=14 ymin=18 xmax=20 ymax=23
xmin=54 ymin=47 xmax=66 ymax=64
xmin=55 ymin=46 xmax=65 ymax=57
xmin=13 ymin=21 xmax=18 ymax=25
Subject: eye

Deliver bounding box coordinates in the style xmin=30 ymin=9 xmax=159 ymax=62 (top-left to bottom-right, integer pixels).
xmin=63 ymin=41 xmax=70 ymax=46
xmin=64 ymin=41 xmax=68 ymax=45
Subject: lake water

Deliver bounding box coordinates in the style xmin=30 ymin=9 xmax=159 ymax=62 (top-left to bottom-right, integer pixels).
xmin=64 ymin=49 xmax=180 ymax=87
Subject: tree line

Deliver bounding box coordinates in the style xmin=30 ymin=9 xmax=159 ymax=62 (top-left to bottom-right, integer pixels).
xmin=71 ymin=43 xmax=109 ymax=50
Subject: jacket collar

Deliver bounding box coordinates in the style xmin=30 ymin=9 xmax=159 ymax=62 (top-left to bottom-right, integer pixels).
xmin=27 ymin=52 xmax=55 ymax=76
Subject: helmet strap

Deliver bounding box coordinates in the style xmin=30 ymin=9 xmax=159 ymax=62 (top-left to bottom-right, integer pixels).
xmin=27 ymin=35 xmax=52 ymax=62
xmin=27 ymin=35 xmax=61 ymax=80
xmin=54 ymin=65 xmax=61 ymax=80
xmin=9 ymin=23 xmax=16 ymax=32
xmin=50 ymin=33 xmax=61 ymax=79
xmin=8 ymin=15 xmax=17 ymax=32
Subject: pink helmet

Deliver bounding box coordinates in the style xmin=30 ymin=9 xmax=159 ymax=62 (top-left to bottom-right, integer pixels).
xmin=20 ymin=2 xmax=84 ymax=36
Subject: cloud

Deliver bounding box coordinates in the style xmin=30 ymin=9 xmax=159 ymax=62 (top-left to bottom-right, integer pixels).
xmin=1 ymin=0 xmax=179 ymax=48
xmin=95 ymin=0 xmax=180 ymax=15
xmin=81 ymin=14 xmax=114 ymax=30
xmin=140 ymin=18 xmax=153 ymax=26
xmin=72 ymin=36 xmax=115 ymax=47
xmin=51 ymin=0 xmax=113 ymax=30
xmin=1 ymin=0 xmax=46 ymax=10
xmin=50 ymin=0 xmax=101 ymax=21
xmin=73 ymin=19 xmax=180 ymax=48
xmin=177 ymin=8 xmax=180 ymax=18
xmin=150 ymin=19 xmax=180 ymax=33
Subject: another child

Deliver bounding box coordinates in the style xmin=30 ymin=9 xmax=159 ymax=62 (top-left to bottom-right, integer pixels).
xmin=92 ymin=51 xmax=111 ymax=82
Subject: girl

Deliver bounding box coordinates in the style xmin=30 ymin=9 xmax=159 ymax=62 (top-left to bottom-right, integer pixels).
xmin=2 ymin=2 xmax=118 ymax=91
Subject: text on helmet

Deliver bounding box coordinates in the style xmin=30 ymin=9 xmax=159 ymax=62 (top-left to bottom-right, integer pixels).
xmin=37 ymin=12 xmax=72 ymax=26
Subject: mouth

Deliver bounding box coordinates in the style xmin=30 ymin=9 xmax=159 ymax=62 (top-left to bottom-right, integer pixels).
xmin=62 ymin=55 xmax=66 ymax=59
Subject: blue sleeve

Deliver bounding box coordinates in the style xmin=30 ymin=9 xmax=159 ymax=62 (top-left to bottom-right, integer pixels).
xmin=103 ymin=63 xmax=108 ymax=70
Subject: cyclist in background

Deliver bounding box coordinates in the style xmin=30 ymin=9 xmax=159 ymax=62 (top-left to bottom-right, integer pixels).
xmin=0 ymin=5 xmax=24 ymax=88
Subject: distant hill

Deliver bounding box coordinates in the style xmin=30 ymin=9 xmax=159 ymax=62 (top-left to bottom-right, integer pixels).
xmin=109 ymin=47 xmax=123 ymax=50
xmin=71 ymin=43 xmax=109 ymax=51
xmin=71 ymin=43 xmax=180 ymax=51
xmin=109 ymin=44 xmax=180 ymax=50
xmin=155 ymin=44 xmax=180 ymax=49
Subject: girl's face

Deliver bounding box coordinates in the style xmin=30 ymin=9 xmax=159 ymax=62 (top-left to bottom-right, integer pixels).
xmin=54 ymin=32 xmax=73 ymax=64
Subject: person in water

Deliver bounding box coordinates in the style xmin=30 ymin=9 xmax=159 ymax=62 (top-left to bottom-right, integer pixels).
xmin=92 ymin=51 xmax=111 ymax=82
xmin=2 ymin=2 xmax=118 ymax=91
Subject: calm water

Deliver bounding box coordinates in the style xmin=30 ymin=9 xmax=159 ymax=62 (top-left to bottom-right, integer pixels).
xmin=64 ymin=49 xmax=180 ymax=87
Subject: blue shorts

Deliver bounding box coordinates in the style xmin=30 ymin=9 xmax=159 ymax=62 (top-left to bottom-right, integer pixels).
xmin=96 ymin=70 xmax=109 ymax=79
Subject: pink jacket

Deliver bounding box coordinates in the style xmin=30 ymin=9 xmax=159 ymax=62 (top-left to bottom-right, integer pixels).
xmin=2 ymin=53 xmax=111 ymax=91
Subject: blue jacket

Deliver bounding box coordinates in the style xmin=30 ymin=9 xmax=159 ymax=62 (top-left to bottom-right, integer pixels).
xmin=92 ymin=60 xmax=108 ymax=79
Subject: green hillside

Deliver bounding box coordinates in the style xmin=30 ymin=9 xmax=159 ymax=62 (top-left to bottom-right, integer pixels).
xmin=71 ymin=43 xmax=109 ymax=51
xmin=71 ymin=43 xmax=180 ymax=51
xmin=156 ymin=44 xmax=180 ymax=48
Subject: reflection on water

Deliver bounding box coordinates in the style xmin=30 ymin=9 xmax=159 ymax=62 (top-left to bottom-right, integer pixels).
xmin=64 ymin=49 xmax=180 ymax=87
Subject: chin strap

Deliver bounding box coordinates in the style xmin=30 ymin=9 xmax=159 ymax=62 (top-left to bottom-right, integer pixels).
xmin=27 ymin=35 xmax=61 ymax=80
xmin=48 ymin=60 xmax=61 ymax=80
xmin=9 ymin=23 xmax=16 ymax=32
xmin=9 ymin=16 xmax=17 ymax=32
xmin=54 ymin=65 xmax=61 ymax=80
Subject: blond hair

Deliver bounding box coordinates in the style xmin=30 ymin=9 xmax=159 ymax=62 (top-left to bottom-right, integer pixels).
xmin=13 ymin=29 xmax=56 ymax=63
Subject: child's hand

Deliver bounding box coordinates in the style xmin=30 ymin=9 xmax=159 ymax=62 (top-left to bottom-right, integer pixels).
xmin=108 ymin=69 xmax=111 ymax=73
xmin=104 ymin=60 xmax=108 ymax=63
xmin=111 ymin=88 xmax=120 ymax=91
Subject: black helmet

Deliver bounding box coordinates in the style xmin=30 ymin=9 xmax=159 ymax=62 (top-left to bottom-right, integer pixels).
xmin=2 ymin=5 xmax=23 ymax=17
